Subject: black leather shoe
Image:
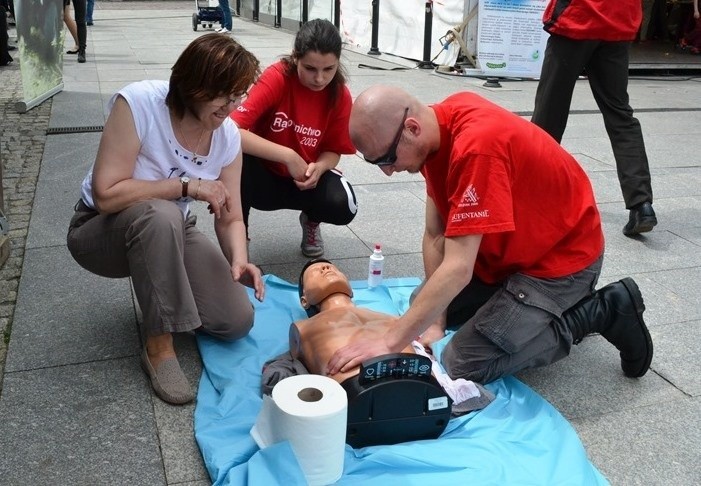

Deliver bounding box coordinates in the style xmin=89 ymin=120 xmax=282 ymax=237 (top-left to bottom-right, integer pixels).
xmin=77 ymin=50 xmax=86 ymax=63
xmin=623 ymin=201 xmax=657 ymax=236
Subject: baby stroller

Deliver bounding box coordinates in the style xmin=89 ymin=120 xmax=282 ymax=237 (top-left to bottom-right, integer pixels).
xmin=192 ymin=0 xmax=223 ymax=31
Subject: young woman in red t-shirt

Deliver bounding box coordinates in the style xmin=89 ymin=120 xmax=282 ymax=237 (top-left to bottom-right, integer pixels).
xmin=231 ymin=19 xmax=357 ymax=257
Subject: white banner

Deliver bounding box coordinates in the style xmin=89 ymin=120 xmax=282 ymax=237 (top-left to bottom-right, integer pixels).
xmin=340 ymin=0 xmax=474 ymax=66
xmin=13 ymin=0 xmax=64 ymax=112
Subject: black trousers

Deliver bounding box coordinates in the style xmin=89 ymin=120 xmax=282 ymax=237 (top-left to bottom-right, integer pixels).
xmin=72 ymin=0 xmax=87 ymax=50
xmin=0 ymin=6 xmax=11 ymax=66
xmin=532 ymin=34 xmax=653 ymax=209
xmin=240 ymin=154 xmax=358 ymax=228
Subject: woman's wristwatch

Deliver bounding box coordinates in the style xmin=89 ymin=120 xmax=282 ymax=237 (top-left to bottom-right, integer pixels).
xmin=180 ymin=176 xmax=190 ymax=198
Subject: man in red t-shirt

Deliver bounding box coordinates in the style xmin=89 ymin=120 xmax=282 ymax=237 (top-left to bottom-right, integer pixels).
xmin=324 ymin=85 xmax=653 ymax=385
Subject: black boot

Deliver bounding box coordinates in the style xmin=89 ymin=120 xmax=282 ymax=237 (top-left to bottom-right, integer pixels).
xmin=562 ymin=278 xmax=653 ymax=377
xmin=77 ymin=49 xmax=86 ymax=63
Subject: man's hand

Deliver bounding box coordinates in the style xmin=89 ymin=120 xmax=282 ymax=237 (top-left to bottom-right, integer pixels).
xmin=326 ymin=338 xmax=394 ymax=375
xmin=418 ymin=321 xmax=446 ymax=351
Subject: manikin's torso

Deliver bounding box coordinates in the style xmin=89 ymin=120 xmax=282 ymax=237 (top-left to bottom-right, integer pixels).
xmin=290 ymin=306 xmax=414 ymax=384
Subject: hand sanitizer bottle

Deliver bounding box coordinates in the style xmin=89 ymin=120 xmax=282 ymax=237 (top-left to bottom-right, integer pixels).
xmin=368 ymin=243 xmax=384 ymax=288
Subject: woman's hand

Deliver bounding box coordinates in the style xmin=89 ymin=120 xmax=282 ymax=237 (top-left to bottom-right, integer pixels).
xmin=195 ymin=179 xmax=231 ymax=219
xmin=284 ymin=150 xmax=310 ymax=182
xmin=294 ymin=162 xmax=325 ymax=190
xmin=231 ymin=262 xmax=265 ymax=301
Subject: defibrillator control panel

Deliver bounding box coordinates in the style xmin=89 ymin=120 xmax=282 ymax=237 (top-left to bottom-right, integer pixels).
xmin=358 ymin=353 xmax=433 ymax=385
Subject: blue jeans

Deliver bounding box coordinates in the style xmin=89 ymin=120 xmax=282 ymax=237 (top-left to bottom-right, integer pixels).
xmin=219 ymin=0 xmax=232 ymax=30
xmin=86 ymin=0 xmax=94 ymax=23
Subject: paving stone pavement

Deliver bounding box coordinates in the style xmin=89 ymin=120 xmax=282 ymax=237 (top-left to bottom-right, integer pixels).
xmin=0 ymin=56 xmax=51 ymax=388
xmin=0 ymin=2 xmax=700 ymax=485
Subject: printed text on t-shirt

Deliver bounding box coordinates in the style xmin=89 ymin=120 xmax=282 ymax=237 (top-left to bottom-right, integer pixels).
xmin=270 ymin=111 xmax=322 ymax=139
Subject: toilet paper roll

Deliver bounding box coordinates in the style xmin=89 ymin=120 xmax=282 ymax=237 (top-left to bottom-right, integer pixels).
xmin=251 ymin=375 xmax=348 ymax=485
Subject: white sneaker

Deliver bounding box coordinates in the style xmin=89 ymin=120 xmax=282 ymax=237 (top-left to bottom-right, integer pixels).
xmin=299 ymin=212 xmax=324 ymax=257
xmin=216 ymin=27 xmax=231 ymax=34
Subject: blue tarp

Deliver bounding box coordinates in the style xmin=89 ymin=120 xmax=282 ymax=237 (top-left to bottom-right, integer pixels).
xmin=195 ymin=275 xmax=608 ymax=486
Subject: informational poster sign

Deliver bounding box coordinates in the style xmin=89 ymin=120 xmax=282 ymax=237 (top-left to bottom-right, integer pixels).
xmin=476 ymin=0 xmax=549 ymax=78
xmin=13 ymin=0 xmax=64 ymax=112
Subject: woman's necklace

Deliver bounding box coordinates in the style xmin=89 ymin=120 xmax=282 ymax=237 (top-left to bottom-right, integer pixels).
xmin=177 ymin=118 xmax=206 ymax=165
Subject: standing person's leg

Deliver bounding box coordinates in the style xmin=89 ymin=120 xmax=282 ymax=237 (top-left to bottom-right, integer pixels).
xmin=586 ymin=42 xmax=656 ymax=234
xmin=63 ymin=2 xmax=79 ymax=53
xmin=71 ymin=0 xmax=87 ymax=62
xmin=86 ymin=0 xmax=94 ymax=25
xmin=0 ymin=5 xmax=11 ymax=66
xmin=531 ymin=35 xmax=593 ymax=142
xmin=219 ymin=0 xmax=232 ymax=31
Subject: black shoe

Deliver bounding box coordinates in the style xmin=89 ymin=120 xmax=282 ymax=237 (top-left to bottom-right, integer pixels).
xmin=87 ymin=21 xmax=93 ymax=26
xmin=599 ymin=278 xmax=654 ymax=377
xmin=77 ymin=50 xmax=86 ymax=63
xmin=622 ymin=201 xmax=657 ymax=236
xmin=562 ymin=278 xmax=653 ymax=378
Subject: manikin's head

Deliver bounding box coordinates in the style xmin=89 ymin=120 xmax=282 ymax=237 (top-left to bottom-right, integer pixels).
xmin=298 ymin=259 xmax=353 ymax=317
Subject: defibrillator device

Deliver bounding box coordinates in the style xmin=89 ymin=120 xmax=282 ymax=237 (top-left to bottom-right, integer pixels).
xmin=340 ymin=353 xmax=452 ymax=448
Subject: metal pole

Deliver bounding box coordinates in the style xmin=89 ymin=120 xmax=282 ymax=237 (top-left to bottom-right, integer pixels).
xmin=417 ymin=1 xmax=435 ymax=69
xmin=275 ymin=0 xmax=282 ymax=27
xmin=302 ymin=0 xmax=309 ymax=25
xmin=368 ymin=0 xmax=380 ymax=55
xmin=253 ymin=0 xmax=259 ymax=22
xmin=334 ymin=0 xmax=341 ymax=29
xmin=235 ymin=0 xmax=240 ymax=16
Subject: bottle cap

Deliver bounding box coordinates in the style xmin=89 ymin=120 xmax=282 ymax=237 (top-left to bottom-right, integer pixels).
xmin=374 ymin=243 xmax=381 ymax=250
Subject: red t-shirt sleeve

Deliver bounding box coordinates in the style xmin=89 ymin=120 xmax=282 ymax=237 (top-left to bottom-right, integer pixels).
xmin=230 ymin=64 xmax=284 ymax=131
xmin=444 ymin=154 xmax=515 ymax=237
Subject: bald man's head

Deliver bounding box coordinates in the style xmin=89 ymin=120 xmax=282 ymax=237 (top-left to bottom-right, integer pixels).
xmin=349 ymin=86 xmax=416 ymax=159
xmin=350 ymin=85 xmax=439 ymax=173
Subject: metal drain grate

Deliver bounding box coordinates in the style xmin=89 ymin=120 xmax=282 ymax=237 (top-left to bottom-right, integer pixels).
xmin=46 ymin=125 xmax=104 ymax=135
